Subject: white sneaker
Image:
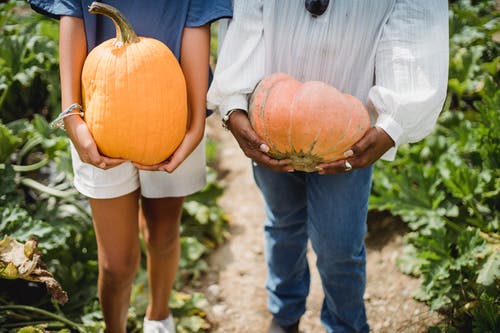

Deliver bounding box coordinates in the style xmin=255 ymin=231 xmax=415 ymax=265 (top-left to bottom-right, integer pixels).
xmin=143 ymin=315 xmax=176 ymax=333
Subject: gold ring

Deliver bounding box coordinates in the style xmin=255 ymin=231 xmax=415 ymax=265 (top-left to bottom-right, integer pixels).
xmin=344 ymin=160 xmax=353 ymax=172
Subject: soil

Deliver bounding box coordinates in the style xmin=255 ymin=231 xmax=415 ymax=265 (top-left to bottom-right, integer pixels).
xmin=198 ymin=116 xmax=442 ymax=333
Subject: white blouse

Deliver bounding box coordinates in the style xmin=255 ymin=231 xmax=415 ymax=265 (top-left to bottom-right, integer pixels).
xmin=207 ymin=0 xmax=449 ymax=160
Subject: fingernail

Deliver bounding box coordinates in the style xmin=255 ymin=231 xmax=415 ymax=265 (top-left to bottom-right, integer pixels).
xmin=259 ymin=144 xmax=270 ymax=153
xmin=99 ymin=162 xmax=106 ymax=168
xmin=344 ymin=149 xmax=354 ymax=157
xmin=287 ymin=168 xmax=294 ymax=172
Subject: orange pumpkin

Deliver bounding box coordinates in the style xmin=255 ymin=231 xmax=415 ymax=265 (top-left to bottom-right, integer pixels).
xmin=249 ymin=73 xmax=370 ymax=172
xmin=82 ymin=2 xmax=187 ymax=165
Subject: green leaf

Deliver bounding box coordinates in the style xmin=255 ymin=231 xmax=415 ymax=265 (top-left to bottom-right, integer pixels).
xmin=177 ymin=315 xmax=210 ymax=333
xmin=0 ymin=122 xmax=21 ymax=161
xmin=395 ymin=237 xmax=425 ymax=276
xmin=0 ymin=163 xmax=16 ymax=197
xmin=471 ymin=292 xmax=500 ymax=333
xmin=180 ymin=237 xmax=207 ymax=262
xmin=477 ymin=250 xmax=500 ymax=286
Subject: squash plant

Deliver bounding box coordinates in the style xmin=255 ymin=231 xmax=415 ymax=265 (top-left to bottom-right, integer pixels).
xmin=370 ymin=1 xmax=499 ymax=331
xmin=0 ymin=116 xmax=100 ymax=332
xmin=0 ymin=0 xmax=60 ymax=123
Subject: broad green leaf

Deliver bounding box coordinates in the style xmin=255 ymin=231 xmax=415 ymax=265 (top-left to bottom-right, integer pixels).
xmin=477 ymin=250 xmax=500 ymax=286
xmin=180 ymin=237 xmax=206 ymax=262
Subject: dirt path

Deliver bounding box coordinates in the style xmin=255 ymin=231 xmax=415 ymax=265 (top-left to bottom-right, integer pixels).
xmin=201 ymin=116 xmax=441 ymax=333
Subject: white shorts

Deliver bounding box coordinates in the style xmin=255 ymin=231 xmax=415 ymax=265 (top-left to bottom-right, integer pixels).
xmin=70 ymin=137 xmax=207 ymax=199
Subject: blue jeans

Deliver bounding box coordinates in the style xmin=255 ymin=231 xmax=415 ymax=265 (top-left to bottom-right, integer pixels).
xmin=253 ymin=165 xmax=372 ymax=333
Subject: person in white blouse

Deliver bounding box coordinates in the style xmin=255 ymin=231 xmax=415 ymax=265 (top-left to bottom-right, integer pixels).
xmin=207 ymin=1 xmax=449 ymax=332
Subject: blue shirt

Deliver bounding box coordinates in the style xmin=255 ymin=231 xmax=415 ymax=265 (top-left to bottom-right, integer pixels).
xmin=29 ymin=0 xmax=232 ymax=58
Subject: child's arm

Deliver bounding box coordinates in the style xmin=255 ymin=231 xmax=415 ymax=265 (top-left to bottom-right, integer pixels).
xmin=59 ymin=16 xmax=125 ymax=169
xmin=134 ymin=24 xmax=210 ymax=173
xmin=169 ymin=24 xmax=210 ymax=171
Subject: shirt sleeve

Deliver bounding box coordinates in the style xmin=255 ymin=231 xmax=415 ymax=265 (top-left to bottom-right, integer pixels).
xmin=186 ymin=0 xmax=233 ymax=28
xmin=206 ymin=0 xmax=265 ymax=119
xmin=28 ymin=0 xmax=83 ymax=19
xmin=368 ymin=0 xmax=449 ymax=161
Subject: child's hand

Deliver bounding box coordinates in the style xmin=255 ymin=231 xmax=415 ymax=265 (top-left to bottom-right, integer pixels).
xmin=160 ymin=130 xmax=202 ymax=172
xmin=65 ymin=116 xmax=127 ymax=169
xmin=132 ymin=158 xmax=171 ymax=172
xmin=133 ymin=129 xmax=203 ymax=173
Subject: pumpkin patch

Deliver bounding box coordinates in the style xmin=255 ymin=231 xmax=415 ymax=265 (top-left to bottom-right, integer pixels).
xmin=82 ymin=2 xmax=187 ymax=165
xmin=249 ymin=73 xmax=371 ymax=172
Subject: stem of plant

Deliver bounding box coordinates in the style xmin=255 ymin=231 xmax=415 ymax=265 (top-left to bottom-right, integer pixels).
xmin=0 ymin=305 xmax=84 ymax=332
xmin=20 ymin=177 xmax=77 ymax=198
xmin=12 ymin=157 xmax=49 ymax=172
xmin=441 ymin=216 xmax=464 ymax=233
xmin=17 ymin=135 xmax=43 ymax=163
xmin=1 ymin=320 xmax=65 ymax=329
xmin=479 ymin=231 xmax=500 ymax=243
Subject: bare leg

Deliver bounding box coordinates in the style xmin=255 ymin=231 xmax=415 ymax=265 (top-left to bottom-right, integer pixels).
xmin=89 ymin=190 xmax=141 ymax=333
xmin=139 ymin=196 xmax=184 ymax=320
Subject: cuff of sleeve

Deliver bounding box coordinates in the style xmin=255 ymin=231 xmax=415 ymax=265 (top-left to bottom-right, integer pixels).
xmin=380 ymin=147 xmax=397 ymax=161
xmin=375 ymin=114 xmax=404 ymax=146
xmin=186 ymin=11 xmax=232 ymax=27
xmin=219 ymin=94 xmax=249 ymax=119
xmin=28 ymin=0 xmax=83 ymax=19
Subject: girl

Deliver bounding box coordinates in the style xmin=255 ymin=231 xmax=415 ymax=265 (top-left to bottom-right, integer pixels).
xmin=28 ymin=1 xmax=232 ymax=332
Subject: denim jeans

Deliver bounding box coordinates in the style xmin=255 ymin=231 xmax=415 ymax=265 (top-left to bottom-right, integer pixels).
xmin=253 ymin=164 xmax=372 ymax=333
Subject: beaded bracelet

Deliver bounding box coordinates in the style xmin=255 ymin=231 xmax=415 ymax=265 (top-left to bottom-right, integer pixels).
xmin=50 ymin=103 xmax=85 ymax=130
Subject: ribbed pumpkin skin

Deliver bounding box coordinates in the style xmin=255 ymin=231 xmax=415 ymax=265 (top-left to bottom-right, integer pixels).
xmin=82 ymin=21 xmax=187 ymax=165
xmin=249 ymin=73 xmax=370 ymax=172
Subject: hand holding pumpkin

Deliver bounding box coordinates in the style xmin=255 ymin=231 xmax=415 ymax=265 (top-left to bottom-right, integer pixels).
xmin=316 ymin=126 xmax=395 ymax=174
xmin=160 ymin=130 xmax=202 ymax=173
xmin=64 ymin=115 xmax=128 ymax=169
xmin=82 ymin=2 xmax=188 ymax=166
xmin=133 ymin=125 xmax=205 ymax=173
xmin=133 ymin=23 xmax=210 ymax=173
xmin=231 ymin=73 xmax=394 ymax=174
xmin=225 ymin=110 xmax=294 ymax=173
xmin=248 ymin=73 xmax=371 ymax=172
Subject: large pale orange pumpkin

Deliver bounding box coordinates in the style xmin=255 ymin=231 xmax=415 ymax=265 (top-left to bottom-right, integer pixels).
xmin=82 ymin=2 xmax=187 ymax=165
xmin=249 ymin=73 xmax=370 ymax=172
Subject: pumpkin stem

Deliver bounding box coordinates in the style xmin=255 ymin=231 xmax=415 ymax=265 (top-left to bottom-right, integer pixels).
xmin=88 ymin=2 xmax=139 ymax=46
